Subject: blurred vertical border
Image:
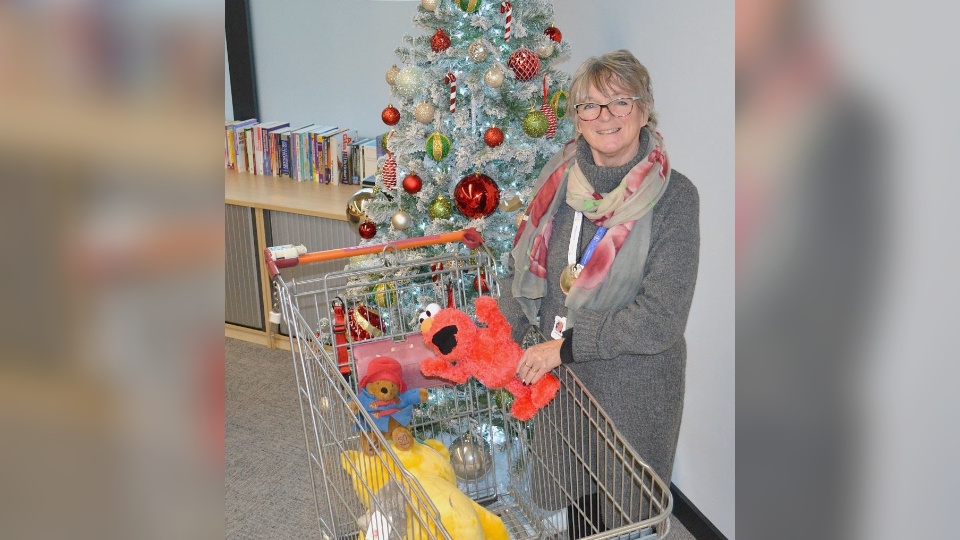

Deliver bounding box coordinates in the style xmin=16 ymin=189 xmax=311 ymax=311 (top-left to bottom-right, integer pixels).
xmin=0 ymin=0 xmax=224 ymax=538
xmin=737 ymin=0 xmax=959 ymax=538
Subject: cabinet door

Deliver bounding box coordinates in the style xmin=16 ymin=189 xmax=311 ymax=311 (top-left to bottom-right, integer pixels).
xmin=225 ymin=204 xmax=263 ymax=329
xmin=267 ymin=211 xmax=356 ymax=337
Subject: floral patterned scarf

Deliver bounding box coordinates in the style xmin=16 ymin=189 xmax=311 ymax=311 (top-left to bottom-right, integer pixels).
xmin=511 ymin=131 xmax=670 ymax=323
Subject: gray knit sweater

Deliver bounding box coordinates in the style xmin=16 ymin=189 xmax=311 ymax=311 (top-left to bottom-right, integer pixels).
xmin=499 ymin=131 xmax=700 ymax=485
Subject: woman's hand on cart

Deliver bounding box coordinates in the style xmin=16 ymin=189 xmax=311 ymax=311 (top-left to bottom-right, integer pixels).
xmin=516 ymin=339 xmax=563 ymax=385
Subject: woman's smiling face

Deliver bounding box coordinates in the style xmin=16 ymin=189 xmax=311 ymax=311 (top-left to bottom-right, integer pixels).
xmin=576 ymin=82 xmax=649 ymax=167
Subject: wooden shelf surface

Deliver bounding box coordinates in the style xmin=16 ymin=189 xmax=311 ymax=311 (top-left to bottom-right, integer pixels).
xmin=225 ymin=170 xmax=362 ymax=221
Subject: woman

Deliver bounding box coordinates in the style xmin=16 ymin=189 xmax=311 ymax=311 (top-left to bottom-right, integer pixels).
xmin=499 ymin=49 xmax=700 ymax=535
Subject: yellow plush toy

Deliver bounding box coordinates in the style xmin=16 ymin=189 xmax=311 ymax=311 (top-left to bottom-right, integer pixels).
xmin=341 ymin=439 xmax=509 ymax=540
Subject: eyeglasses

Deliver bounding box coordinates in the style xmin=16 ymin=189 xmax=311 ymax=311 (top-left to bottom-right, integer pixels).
xmin=574 ymin=96 xmax=641 ymax=121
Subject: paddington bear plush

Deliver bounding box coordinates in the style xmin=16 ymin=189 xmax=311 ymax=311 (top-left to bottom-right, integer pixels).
xmin=350 ymin=357 xmax=428 ymax=455
xmin=419 ymin=296 xmax=560 ymax=421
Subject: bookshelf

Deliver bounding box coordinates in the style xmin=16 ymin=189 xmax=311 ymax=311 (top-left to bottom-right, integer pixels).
xmin=226 ymin=170 xmax=361 ymax=219
xmin=225 ymin=170 xmax=363 ymax=349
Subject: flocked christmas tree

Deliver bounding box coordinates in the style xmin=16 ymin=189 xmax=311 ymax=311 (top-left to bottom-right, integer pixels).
xmin=349 ymin=0 xmax=574 ymax=267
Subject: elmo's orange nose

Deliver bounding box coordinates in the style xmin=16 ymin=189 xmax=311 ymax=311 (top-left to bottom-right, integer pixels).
xmin=420 ymin=317 xmax=434 ymax=334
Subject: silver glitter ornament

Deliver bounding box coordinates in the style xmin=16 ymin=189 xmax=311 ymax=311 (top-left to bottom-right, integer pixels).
xmin=448 ymin=434 xmax=492 ymax=480
xmin=395 ymin=66 xmax=423 ymax=98
xmin=468 ymin=40 xmax=488 ymax=62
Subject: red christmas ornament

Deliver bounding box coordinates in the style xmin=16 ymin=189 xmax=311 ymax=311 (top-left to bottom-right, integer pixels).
xmin=473 ymin=271 xmax=490 ymax=292
xmin=382 ymin=152 xmax=397 ymax=190
xmin=431 ymin=28 xmax=451 ymax=53
xmin=402 ymin=173 xmax=422 ymax=194
xmin=507 ymin=48 xmax=540 ymax=81
xmin=348 ymin=304 xmax=386 ymax=342
xmin=381 ymin=104 xmax=400 ymax=126
xmin=540 ymin=74 xmax=558 ymax=138
xmin=430 ymin=262 xmax=444 ymax=282
xmin=544 ymin=25 xmax=562 ymax=43
xmin=454 ymin=172 xmax=501 ymax=219
xmin=484 ymin=126 xmax=504 ymax=147
xmin=358 ymin=220 xmax=377 ymax=239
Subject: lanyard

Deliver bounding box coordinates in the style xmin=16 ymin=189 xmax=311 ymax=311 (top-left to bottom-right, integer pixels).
xmin=567 ymin=211 xmax=607 ymax=268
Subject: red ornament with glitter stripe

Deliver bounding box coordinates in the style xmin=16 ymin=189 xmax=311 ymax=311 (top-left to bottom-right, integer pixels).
xmin=539 ymin=74 xmax=558 ymax=138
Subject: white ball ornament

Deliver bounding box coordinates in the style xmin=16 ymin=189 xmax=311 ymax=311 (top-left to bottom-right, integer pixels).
xmin=421 ymin=0 xmax=440 ymax=11
xmin=536 ymin=42 xmax=555 ymax=58
xmin=395 ymin=66 xmax=423 ymax=98
xmin=391 ymin=210 xmax=411 ymax=230
xmin=385 ymin=64 xmax=399 ymax=86
xmin=484 ymin=66 xmax=505 ymax=88
xmin=414 ymin=102 xmax=435 ymax=124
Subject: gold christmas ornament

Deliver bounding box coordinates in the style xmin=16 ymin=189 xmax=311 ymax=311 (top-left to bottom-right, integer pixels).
xmin=345 ymin=188 xmax=375 ymax=231
xmin=523 ymin=109 xmax=550 ymax=138
xmin=499 ymin=195 xmax=522 ymax=212
xmin=421 ymin=0 xmax=440 ymax=11
xmin=394 ymin=66 xmax=423 ymax=98
xmin=414 ymin=102 xmax=435 ymax=124
xmin=549 ymin=89 xmax=569 ymax=119
xmin=559 ymin=263 xmax=582 ymax=295
xmin=373 ymin=282 xmax=398 ymax=308
xmin=385 ymin=64 xmax=400 ymax=85
xmin=428 ymin=194 xmax=453 ymax=220
xmin=536 ymin=42 xmax=555 ymax=58
xmin=484 ymin=65 xmax=505 ymax=88
xmin=514 ymin=210 xmax=527 ymax=229
xmin=424 ymin=131 xmax=452 ymax=161
xmin=455 ymin=0 xmax=481 ymax=12
xmin=468 ymin=40 xmax=488 ymax=62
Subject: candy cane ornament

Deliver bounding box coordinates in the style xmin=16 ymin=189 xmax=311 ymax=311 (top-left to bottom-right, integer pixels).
xmin=444 ymin=72 xmax=457 ymax=113
xmin=500 ymin=2 xmax=512 ymax=42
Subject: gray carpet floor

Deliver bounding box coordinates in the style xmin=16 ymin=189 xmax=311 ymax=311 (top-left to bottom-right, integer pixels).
xmin=225 ymin=337 xmax=695 ymax=540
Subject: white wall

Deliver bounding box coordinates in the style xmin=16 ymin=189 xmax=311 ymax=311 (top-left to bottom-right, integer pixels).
xmin=239 ymin=1 xmax=734 ymax=537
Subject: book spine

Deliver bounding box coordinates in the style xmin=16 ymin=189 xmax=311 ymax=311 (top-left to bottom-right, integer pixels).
xmin=245 ymin=128 xmax=255 ymax=173
xmin=226 ymin=128 xmax=236 ymax=169
xmin=302 ymin=132 xmax=310 ymax=182
xmin=289 ymin=133 xmax=297 ymax=180
xmin=280 ymin=134 xmax=290 ymax=177
xmin=313 ymin=134 xmax=326 ymax=183
xmin=261 ymin=128 xmax=270 ymax=175
xmin=236 ymin=129 xmax=247 ymax=172
xmin=340 ymin=132 xmax=351 ymax=185
xmin=253 ymin=126 xmax=262 ymax=175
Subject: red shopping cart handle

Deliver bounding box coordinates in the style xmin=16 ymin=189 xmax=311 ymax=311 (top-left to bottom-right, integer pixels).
xmin=264 ymin=228 xmax=484 ymax=279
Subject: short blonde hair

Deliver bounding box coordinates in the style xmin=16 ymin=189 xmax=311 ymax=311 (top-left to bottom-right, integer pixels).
xmin=568 ymin=49 xmax=657 ymax=131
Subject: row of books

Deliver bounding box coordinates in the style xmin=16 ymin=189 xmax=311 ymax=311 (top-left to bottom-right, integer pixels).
xmin=224 ymin=119 xmax=386 ymax=185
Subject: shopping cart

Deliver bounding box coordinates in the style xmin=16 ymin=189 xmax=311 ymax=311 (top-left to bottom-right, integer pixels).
xmin=267 ymin=229 xmax=672 ymax=540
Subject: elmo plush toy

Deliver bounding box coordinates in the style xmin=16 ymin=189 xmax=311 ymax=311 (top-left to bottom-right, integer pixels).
xmin=419 ymin=296 xmax=560 ymax=421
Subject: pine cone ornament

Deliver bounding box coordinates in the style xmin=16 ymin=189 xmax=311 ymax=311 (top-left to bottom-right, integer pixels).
xmin=382 ymin=151 xmax=397 ymax=190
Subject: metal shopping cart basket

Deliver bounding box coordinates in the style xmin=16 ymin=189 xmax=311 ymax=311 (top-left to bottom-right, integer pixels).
xmin=266 ymin=228 xmax=672 ymax=540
